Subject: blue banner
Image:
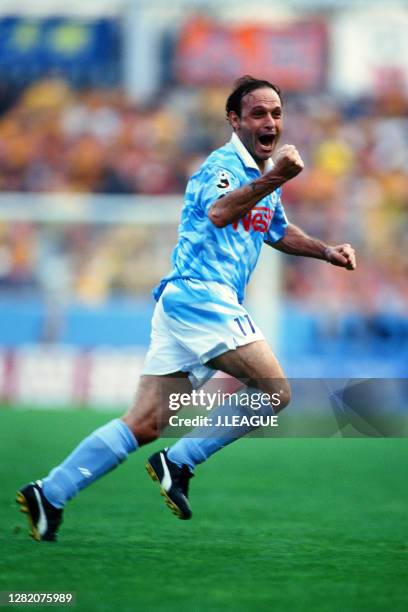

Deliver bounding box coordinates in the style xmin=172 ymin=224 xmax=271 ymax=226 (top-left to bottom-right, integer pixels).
xmin=0 ymin=17 xmax=121 ymax=85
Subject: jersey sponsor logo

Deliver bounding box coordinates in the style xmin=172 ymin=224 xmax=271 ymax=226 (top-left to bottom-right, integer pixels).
xmin=216 ymin=170 xmax=231 ymax=189
xmin=232 ymin=206 xmax=273 ymax=233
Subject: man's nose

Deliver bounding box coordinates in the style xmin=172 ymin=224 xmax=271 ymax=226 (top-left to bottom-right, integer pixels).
xmin=263 ymin=114 xmax=276 ymax=129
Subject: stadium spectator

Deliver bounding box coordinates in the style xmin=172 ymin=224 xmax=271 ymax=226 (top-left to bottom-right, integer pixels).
xmin=0 ymin=77 xmax=407 ymax=324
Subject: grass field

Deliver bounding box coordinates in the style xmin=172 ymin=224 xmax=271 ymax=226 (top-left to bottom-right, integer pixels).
xmin=1 ymin=409 xmax=407 ymax=611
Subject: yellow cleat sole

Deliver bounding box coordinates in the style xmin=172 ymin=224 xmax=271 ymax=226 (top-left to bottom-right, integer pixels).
xmin=145 ymin=462 xmax=184 ymax=519
xmin=16 ymin=491 xmax=40 ymax=541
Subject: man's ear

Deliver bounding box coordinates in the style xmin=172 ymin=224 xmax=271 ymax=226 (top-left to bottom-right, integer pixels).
xmin=228 ymin=111 xmax=240 ymax=131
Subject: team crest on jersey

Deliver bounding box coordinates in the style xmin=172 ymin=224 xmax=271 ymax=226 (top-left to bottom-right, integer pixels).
xmin=216 ymin=170 xmax=231 ymax=190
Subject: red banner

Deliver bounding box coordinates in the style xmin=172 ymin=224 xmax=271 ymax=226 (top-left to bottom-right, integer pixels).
xmin=175 ymin=17 xmax=327 ymax=91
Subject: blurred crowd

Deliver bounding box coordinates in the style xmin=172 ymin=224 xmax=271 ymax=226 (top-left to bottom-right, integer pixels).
xmin=0 ymin=78 xmax=407 ymax=334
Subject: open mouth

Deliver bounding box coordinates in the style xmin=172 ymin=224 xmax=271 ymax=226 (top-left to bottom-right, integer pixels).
xmin=257 ymin=134 xmax=275 ymax=149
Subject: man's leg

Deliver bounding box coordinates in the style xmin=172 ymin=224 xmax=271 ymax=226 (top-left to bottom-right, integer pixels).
xmin=146 ymin=340 xmax=290 ymax=519
xmin=17 ymin=372 xmax=191 ymax=541
xmin=166 ymin=340 xmax=290 ymax=471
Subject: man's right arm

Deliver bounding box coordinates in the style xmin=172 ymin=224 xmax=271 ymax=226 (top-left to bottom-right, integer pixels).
xmin=208 ymin=145 xmax=304 ymax=228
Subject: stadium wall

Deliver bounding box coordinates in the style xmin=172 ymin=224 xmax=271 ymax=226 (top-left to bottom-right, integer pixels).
xmin=0 ymin=193 xmax=406 ymax=409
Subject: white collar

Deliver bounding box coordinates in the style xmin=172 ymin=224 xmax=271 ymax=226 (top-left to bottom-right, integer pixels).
xmin=230 ymin=132 xmax=274 ymax=173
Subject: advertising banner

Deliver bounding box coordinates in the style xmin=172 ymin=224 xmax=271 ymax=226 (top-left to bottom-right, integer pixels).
xmin=175 ymin=17 xmax=327 ymax=91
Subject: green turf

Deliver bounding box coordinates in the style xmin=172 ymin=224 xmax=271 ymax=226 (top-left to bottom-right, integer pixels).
xmin=1 ymin=409 xmax=407 ymax=611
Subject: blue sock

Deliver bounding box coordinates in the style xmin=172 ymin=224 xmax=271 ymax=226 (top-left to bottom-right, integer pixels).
xmin=167 ymin=387 xmax=275 ymax=472
xmin=42 ymin=419 xmax=138 ymax=508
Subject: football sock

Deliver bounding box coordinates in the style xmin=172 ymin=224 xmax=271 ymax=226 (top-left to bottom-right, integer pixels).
xmin=167 ymin=386 xmax=275 ymax=472
xmin=42 ymin=418 xmax=138 ymax=509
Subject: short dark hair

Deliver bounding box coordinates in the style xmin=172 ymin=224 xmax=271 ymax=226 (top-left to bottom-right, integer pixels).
xmin=226 ymin=75 xmax=282 ymax=118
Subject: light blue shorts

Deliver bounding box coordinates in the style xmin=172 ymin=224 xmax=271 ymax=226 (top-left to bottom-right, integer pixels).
xmin=142 ymin=279 xmax=264 ymax=387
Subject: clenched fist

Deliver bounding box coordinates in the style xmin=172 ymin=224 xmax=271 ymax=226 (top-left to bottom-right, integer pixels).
xmin=324 ymin=244 xmax=356 ymax=270
xmin=271 ymin=145 xmax=304 ymax=182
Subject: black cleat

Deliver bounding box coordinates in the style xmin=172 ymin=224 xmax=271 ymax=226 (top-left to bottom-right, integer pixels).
xmin=146 ymin=449 xmax=193 ymax=520
xmin=16 ymin=480 xmax=63 ymax=542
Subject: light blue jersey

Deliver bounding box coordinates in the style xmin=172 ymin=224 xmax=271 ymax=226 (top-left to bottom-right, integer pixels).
xmin=153 ymin=133 xmax=288 ymax=304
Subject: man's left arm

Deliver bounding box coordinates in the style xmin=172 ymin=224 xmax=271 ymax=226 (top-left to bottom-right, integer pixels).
xmin=266 ymin=223 xmax=357 ymax=270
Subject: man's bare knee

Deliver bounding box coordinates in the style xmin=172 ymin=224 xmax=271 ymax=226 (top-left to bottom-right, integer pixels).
xmin=122 ymin=415 xmax=159 ymax=446
xmin=267 ymin=384 xmax=291 ymax=413
xmin=122 ymin=393 xmax=163 ymax=446
xmin=209 ymin=340 xmax=290 ymax=413
xmin=121 ymin=372 xmax=192 ymax=446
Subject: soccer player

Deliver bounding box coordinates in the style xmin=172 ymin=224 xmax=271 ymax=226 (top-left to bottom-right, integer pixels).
xmin=17 ymin=76 xmax=356 ymax=540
